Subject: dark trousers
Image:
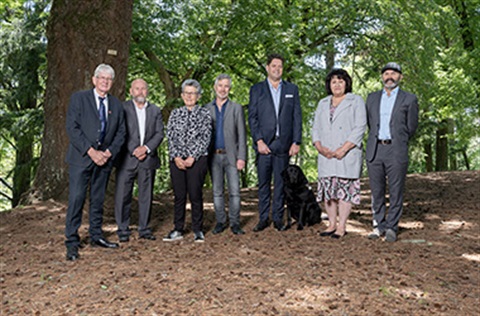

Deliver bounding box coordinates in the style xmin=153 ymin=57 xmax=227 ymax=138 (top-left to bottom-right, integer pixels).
xmin=367 ymin=144 xmax=408 ymax=233
xmin=169 ymin=156 xmax=208 ymax=233
xmin=114 ymin=166 xmax=155 ymax=237
xmin=65 ymin=163 xmax=112 ymax=247
xmin=257 ymin=148 xmax=289 ymax=223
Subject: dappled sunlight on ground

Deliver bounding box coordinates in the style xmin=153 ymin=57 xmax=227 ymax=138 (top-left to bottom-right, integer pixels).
xmin=461 ymin=254 xmax=480 ymax=262
xmin=400 ymin=221 xmax=424 ymax=229
xmin=280 ymin=286 xmax=334 ymax=311
xmin=345 ymin=220 xmax=370 ymax=235
xmin=439 ymin=220 xmax=475 ymax=231
xmin=0 ymin=171 xmax=479 ymax=315
xmin=424 ymin=213 xmax=442 ymax=220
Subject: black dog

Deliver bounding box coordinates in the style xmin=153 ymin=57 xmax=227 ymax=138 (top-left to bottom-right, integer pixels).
xmin=281 ymin=164 xmax=321 ymax=230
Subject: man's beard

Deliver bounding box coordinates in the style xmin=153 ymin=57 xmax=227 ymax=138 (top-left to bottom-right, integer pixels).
xmin=217 ymin=93 xmax=228 ymax=100
xmin=383 ymin=78 xmax=399 ymax=90
xmin=134 ymin=96 xmax=146 ymax=103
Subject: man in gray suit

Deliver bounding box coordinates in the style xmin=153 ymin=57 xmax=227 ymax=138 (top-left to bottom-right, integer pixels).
xmin=206 ymin=74 xmax=247 ymax=235
xmin=366 ymin=62 xmax=419 ymax=242
xmin=114 ymin=79 xmax=164 ymax=242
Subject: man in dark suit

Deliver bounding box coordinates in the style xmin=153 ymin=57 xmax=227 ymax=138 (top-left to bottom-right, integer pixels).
xmin=248 ymin=54 xmax=302 ymax=232
xmin=365 ymin=62 xmax=419 ymax=242
xmin=65 ymin=64 xmax=126 ymax=261
xmin=114 ymin=79 xmax=164 ymax=242
xmin=206 ymin=74 xmax=247 ymax=235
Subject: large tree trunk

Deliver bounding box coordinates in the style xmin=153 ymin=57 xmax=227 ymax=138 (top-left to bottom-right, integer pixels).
xmin=31 ymin=0 xmax=133 ymax=202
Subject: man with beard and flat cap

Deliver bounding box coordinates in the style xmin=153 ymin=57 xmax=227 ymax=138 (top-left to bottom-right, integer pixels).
xmin=365 ymin=62 xmax=419 ymax=242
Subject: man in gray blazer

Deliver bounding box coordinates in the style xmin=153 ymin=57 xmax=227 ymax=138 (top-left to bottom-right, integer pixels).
xmin=366 ymin=62 xmax=419 ymax=242
xmin=114 ymin=79 xmax=164 ymax=242
xmin=206 ymin=74 xmax=247 ymax=235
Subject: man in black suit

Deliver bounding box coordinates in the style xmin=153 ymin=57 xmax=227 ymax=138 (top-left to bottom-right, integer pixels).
xmin=365 ymin=62 xmax=419 ymax=242
xmin=114 ymin=79 xmax=164 ymax=242
xmin=248 ymin=54 xmax=302 ymax=232
xmin=65 ymin=64 xmax=126 ymax=261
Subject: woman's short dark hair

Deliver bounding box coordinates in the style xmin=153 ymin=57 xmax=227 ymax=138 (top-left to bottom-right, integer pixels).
xmin=325 ymin=68 xmax=352 ymax=95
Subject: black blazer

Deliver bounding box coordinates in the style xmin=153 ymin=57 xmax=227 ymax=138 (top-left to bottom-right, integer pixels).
xmin=365 ymin=88 xmax=419 ymax=163
xmin=248 ymin=79 xmax=302 ymax=154
xmin=66 ymin=89 xmax=126 ymax=168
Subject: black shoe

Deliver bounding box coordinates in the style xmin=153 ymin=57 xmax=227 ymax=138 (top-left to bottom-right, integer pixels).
xmin=91 ymin=238 xmax=119 ymax=249
xmin=118 ymin=235 xmax=130 ymax=243
xmin=194 ymin=231 xmax=205 ymax=243
xmin=331 ymin=232 xmax=347 ymax=239
xmin=274 ymin=221 xmax=286 ymax=231
xmin=66 ymin=246 xmax=79 ymax=261
xmin=162 ymin=230 xmax=183 ymax=241
xmin=231 ymin=225 xmax=245 ymax=235
xmin=212 ymin=223 xmax=227 ymax=235
xmin=139 ymin=234 xmax=156 ymax=240
xmin=320 ymin=230 xmax=336 ymax=237
xmin=253 ymin=220 xmax=269 ymax=232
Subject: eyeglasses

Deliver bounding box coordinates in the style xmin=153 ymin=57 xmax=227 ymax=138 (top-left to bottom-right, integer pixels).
xmin=96 ymin=76 xmax=113 ymax=82
xmin=182 ymin=91 xmax=199 ymax=96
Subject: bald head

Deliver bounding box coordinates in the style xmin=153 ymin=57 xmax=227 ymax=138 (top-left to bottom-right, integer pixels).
xmin=130 ymin=78 xmax=149 ymax=105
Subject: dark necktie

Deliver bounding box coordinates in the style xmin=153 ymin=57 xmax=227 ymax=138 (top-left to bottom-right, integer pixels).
xmin=98 ymin=97 xmax=107 ymax=144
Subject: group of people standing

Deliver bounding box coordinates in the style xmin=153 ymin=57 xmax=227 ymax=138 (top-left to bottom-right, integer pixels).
xmin=63 ymin=55 xmax=418 ymax=262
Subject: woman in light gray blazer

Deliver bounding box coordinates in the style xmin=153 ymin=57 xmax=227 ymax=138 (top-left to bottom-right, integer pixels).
xmin=312 ymin=69 xmax=367 ymax=239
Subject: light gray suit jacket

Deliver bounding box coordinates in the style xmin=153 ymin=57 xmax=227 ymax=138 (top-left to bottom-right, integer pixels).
xmin=365 ymin=89 xmax=418 ymax=164
xmin=312 ymin=93 xmax=367 ymax=179
xmin=116 ymin=100 xmax=164 ymax=170
xmin=206 ymin=100 xmax=247 ymax=167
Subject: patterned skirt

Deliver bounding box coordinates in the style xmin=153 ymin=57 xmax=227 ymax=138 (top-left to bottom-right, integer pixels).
xmin=317 ymin=177 xmax=361 ymax=205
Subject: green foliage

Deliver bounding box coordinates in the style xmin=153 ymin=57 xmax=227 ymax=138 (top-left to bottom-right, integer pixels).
xmin=125 ymin=0 xmax=480 ymax=191
xmin=0 ymin=0 xmax=48 ymax=208
xmin=2 ymin=0 xmax=479 ymax=205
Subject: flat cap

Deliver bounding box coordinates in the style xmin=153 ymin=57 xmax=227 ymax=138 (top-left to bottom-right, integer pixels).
xmin=381 ymin=62 xmax=402 ymax=74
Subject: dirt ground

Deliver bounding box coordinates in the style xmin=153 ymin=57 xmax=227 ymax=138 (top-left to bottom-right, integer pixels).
xmin=0 ymin=170 xmax=479 ymax=315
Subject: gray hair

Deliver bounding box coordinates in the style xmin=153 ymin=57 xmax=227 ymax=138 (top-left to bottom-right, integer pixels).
xmin=131 ymin=78 xmax=149 ymax=89
xmin=214 ymin=74 xmax=232 ymax=86
xmin=94 ymin=64 xmax=115 ymax=80
xmin=181 ymin=79 xmax=202 ymax=95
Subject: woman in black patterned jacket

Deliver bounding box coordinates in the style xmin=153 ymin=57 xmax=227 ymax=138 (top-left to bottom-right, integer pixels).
xmin=163 ymin=79 xmax=212 ymax=243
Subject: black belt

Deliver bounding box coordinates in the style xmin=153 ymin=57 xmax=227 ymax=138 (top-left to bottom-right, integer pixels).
xmin=378 ymin=139 xmax=392 ymax=145
xmin=215 ymin=149 xmax=227 ymax=154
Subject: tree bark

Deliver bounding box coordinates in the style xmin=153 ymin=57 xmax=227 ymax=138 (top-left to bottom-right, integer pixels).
xmin=461 ymin=148 xmax=470 ymax=170
xmin=12 ymin=135 xmax=33 ymax=207
xmin=448 ymin=118 xmax=457 ymax=170
xmin=325 ymin=40 xmax=335 ymax=71
xmin=424 ymin=142 xmax=433 ymax=172
xmin=435 ymin=121 xmax=449 ymax=171
xmin=31 ymin=0 xmax=134 ymax=202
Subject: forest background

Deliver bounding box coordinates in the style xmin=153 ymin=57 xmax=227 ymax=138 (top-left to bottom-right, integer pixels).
xmin=0 ymin=0 xmax=478 ymax=211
